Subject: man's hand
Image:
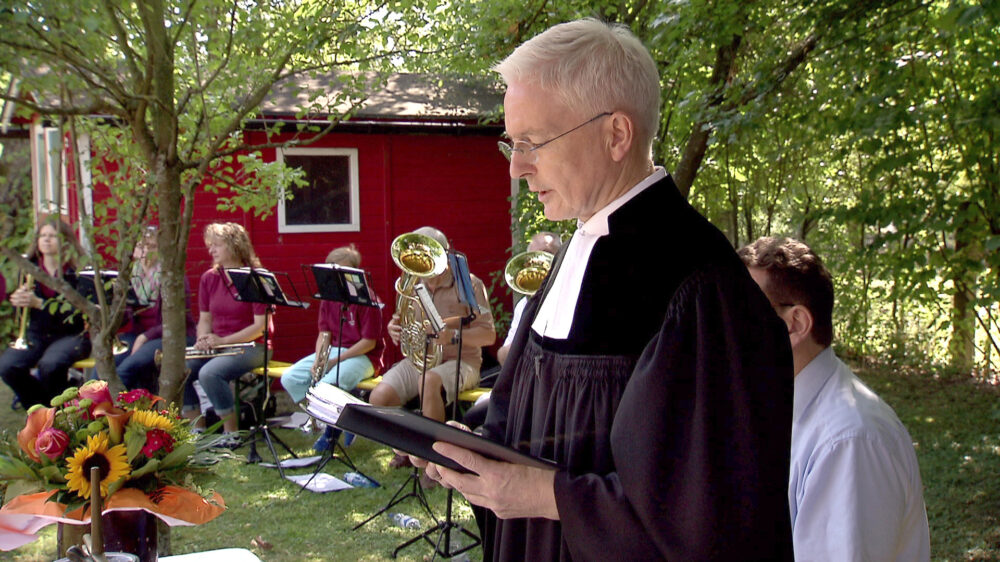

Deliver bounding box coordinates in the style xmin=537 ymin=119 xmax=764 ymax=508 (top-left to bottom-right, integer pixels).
xmin=388 ymin=314 xmax=401 ymax=346
xmin=420 ymin=435 xmax=559 ymax=520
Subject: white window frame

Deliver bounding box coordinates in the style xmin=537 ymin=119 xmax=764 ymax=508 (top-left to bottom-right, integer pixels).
xmin=276 ymin=146 xmax=360 ymax=233
xmin=31 ymin=124 xmax=69 ymax=216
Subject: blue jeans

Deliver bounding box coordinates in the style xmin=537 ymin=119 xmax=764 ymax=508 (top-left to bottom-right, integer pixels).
xmin=182 ymin=343 xmax=266 ymax=417
xmin=280 ymin=348 xmax=374 ymax=403
xmin=117 ymin=335 xmax=196 ymax=392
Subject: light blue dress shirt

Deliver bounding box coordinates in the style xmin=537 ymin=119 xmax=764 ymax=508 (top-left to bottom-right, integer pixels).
xmin=790 ymin=347 xmax=930 ymax=561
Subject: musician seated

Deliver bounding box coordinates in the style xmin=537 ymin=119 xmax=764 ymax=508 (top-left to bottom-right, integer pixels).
xmin=370 ymin=226 xmax=496 ymax=473
xmin=116 ymin=227 xmax=197 ymax=392
xmin=182 ymin=222 xmax=269 ymax=448
xmin=463 ymin=231 xmax=561 ymax=430
xmin=279 ymin=244 xmax=384 ymax=452
xmin=0 ymin=218 xmax=92 ymax=409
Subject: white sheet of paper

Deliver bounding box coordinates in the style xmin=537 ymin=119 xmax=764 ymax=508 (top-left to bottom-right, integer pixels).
xmin=284 ymin=472 xmax=353 ymax=493
xmin=259 ymin=455 xmax=323 ymax=469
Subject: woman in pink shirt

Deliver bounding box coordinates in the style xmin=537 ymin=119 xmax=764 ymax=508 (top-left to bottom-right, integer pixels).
xmin=182 ymin=223 xmax=268 ymax=447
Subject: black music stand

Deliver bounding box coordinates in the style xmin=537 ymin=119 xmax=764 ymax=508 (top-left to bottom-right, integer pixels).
xmin=295 ymin=264 xmax=379 ymax=493
xmin=352 ymin=280 xmax=448 ymax=531
xmin=226 ymin=267 xmax=309 ymax=480
xmin=391 ymin=251 xmax=482 ymax=560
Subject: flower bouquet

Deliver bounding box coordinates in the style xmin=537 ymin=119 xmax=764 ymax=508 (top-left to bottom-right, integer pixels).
xmin=0 ymin=381 xmax=226 ymax=552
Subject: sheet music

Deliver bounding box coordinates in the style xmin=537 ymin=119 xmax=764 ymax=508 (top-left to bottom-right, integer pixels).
xmin=304 ymin=383 xmax=368 ymax=425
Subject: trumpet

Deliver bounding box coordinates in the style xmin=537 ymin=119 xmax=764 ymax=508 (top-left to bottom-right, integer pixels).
xmin=504 ymin=250 xmax=554 ymax=296
xmin=9 ymin=272 xmax=34 ymax=350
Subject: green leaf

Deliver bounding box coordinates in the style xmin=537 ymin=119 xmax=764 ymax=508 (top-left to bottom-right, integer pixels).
xmin=159 ymin=442 xmax=196 ymax=470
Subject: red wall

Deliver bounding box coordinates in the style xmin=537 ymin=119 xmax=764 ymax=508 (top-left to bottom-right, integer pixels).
xmin=185 ymin=128 xmax=512 ymax=365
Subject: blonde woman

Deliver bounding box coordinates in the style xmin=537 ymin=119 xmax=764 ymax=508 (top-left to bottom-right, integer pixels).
xmin=182 ymin=223 xmax=269 ymax=447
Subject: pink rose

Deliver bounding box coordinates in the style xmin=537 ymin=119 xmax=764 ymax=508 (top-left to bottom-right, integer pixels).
xmin=34 ymin=427 xmax=70 ymax=461
xmin=77 ymin=380 xmax=113 ymax=418
xmin=78 ymin=380 xmax=113 ymax=405
xmin=17 ymin=407 xmax=55 ymax=463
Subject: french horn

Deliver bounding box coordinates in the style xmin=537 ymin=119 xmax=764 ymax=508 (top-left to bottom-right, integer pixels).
xmin=390 ymin=232 xmax=447 ymax=371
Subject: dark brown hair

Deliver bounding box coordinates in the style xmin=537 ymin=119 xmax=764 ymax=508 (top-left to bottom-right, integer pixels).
xmin=738 ymin=237 xmax=834 ymax=346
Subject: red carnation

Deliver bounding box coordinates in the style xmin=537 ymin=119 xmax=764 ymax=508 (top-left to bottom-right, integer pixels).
xmin=141 ymin=429 xmax=176 ymax=458
xmin=118 ymin=388 xmax=153 ymax=404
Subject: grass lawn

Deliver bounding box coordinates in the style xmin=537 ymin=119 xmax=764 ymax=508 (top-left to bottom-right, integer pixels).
xmin=1 ymin=361 xmax=998 ymax=561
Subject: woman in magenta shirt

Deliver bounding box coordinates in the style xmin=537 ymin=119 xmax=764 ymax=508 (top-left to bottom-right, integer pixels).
xmin=182 ymin=222 xmax=268 ymax=447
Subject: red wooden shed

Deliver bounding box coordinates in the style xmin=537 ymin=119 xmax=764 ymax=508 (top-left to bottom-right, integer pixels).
xmin=6 ymin=74 xmax=515 ymax=366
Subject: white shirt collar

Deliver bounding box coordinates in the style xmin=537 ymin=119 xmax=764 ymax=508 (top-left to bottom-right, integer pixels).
xmin=577 ymin=167 xmax=667 ymax=237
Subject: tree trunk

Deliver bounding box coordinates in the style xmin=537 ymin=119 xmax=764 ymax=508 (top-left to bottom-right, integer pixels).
xmin=143 ymin=0 xmax=189 ymax=406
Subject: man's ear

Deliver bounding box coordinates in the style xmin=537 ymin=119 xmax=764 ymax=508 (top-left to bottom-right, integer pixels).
xmin=607 ymin=112 xmax=634 ymax=162
xmin=786 ymin=305 xmax=814 ymax=348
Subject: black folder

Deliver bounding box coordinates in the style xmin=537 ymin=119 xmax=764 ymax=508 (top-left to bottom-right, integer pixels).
xmin=333 ymin=404 xmax=560 ymax=474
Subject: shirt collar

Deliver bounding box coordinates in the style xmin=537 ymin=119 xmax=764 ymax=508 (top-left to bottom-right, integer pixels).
xmin=578 ymin=167 xmax=667 ymax=236
xmin=793 ymin=346 xmax=837 ymax=421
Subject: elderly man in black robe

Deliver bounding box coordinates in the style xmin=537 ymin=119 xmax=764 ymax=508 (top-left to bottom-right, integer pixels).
xmin=422 ymin=18 xmax=795 ymax=561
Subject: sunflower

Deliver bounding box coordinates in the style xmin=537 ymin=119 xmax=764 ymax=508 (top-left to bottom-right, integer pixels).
xmin=65 ymin=433 xmax=131 ymax=499
xmin=129 ymin=410 xmax=175 ymax=432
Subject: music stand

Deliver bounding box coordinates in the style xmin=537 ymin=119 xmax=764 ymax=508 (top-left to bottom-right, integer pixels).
xmin=352 ymin=278 xmax=448 ymax=532
xmin=295 ymin=264 xmax=380 ymax=493
xmin=225 ymin=267 xmax=309 ymax=480
xmin=78 ymin=268 xmax=148 ymax=307
xmin=391 ymin=251 xmax=481 ymax=560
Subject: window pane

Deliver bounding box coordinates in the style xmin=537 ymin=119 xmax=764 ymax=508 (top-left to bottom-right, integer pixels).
xmin=284 ymin=153 xmax=351 ymax=225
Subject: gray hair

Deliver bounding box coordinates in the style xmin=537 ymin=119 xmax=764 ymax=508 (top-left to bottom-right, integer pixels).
xmin=493 ymin=18 xmax=660 ymax=153
xmin=414 ymin=226 xmax=449 ymax=250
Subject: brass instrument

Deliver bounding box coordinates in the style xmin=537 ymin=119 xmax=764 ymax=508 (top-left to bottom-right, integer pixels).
xmin=311 ymin=332 xmax=332 ymax=385
xmin=390 ymin=232 xmax=447 ymax=371
xmin=9 ymin=273 xmax=33 ymax=350
xmin=153 ymin=342 xmax=256 ymax=365
xmin=504 ymin=251 xmax=554 ymax=296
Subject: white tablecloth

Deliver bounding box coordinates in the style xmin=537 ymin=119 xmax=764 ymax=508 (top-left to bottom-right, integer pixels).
xmin=161 ymin=548 xmax=262 ymax=561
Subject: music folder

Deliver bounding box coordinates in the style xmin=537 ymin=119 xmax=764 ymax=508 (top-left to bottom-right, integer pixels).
xmin=226 ymin=267 xmax=308 ymax=309
xmin=310 ymin=263 xmax=378 ymax=307
xmin=331 ymin=404 xmax=560 ymax=474
xmin=78 ymin=268 xmax=147 ymax=307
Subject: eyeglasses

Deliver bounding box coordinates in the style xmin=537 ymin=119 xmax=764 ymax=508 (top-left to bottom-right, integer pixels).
xmin=498 ymin=112 xmax=612 ymax=164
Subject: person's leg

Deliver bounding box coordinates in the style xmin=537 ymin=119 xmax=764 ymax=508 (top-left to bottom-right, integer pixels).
xmin=117 ymin=338 xmax=163 ymax=391
xmin=114 ymin=332 xmax=139 ymax=368
xmin=319 ymin=351 xmax=374 ymax=391
xmin=36 ymin=334 xmax=91 ymax=404
xmin=369 ymin=359 xmax=418 ymax=407
xmin=0 ymin=343 xmax=46 ymax=408
xmin=182 ymin=357 xmax=210 ymax=428
xmin=279 ymin=353 xmax=316 ymax=404
xmin=419 ymin=369 xmax=446 ymax=422
xmin=197 ymin=344 xmax=266 ymax=433
xmin=423 ymin=360 xmax=478 ymax=423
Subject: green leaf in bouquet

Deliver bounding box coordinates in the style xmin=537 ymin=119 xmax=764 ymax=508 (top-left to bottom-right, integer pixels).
xmin=4 ymin=478 xmax=44 ymax=501
xmin=158 ymin=442 xmax=196 ymax=470
xmin=130 ymin=458 xmax=160 ymax=479
xmin=0 ymin=455 xmax=40 ymax=481
xmin=124 ymin=426 xmax=148 ymax=462
xmin=38 ymin=464 xmax=66 ymax=483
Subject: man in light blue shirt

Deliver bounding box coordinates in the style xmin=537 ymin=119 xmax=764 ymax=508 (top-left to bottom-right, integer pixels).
xmin=740 ymin=237 xmax=930 ymax=562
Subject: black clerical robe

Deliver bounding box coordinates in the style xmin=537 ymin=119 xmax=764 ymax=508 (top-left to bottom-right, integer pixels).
xmin=481 ymin=175 xmax=795 ymax=561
